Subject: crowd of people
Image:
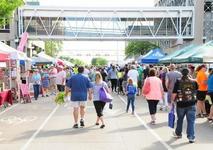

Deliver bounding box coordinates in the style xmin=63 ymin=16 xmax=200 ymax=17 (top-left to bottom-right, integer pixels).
xmin=29 ymin=62 xmax=213 ymax=144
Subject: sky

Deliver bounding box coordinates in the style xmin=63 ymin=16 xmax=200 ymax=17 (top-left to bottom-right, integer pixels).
xmin=39 ymin=0 xmax=154 ymax=7
xmin=37 ymin=0 xmax=155 ymax=63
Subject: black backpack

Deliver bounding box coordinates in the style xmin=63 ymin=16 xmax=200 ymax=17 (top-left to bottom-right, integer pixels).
xmin=177 ymin=78 xmax=196 ymax=102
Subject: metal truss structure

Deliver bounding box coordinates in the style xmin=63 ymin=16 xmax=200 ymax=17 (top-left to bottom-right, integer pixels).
xmin=155 ymin=0 xmax=195 ymax=6
xmin=156 ymin=0 xmax=213 ymax=42
xmin=18 ymin=6 xmax=194 ymax=41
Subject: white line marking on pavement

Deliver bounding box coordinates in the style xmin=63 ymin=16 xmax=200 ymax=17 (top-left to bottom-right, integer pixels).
xmin=118 ymin=95 xmax=173 ymax=150
xmin=21 ymin=105 xmax=59 ymax=150
xmin=0 ymin=104 xmax=19 ymax=116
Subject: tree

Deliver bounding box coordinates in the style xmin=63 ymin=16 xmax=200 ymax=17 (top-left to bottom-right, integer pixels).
xmin=91 ymin=57 xmax=108 ymax=66
xmin=59 ymin=56 xmax=85 ymax=66
xmin=0 ymin=0 xmax=23 ymax=27
xmin=73 ymin=59 xmax=85 ymax=66
xmin=125 ymin=41 xmax=159 ymax=58
xmin=45 ymin=41 xmax=63 ymax=57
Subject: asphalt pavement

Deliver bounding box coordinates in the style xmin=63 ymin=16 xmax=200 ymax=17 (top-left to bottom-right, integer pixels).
xmin=0 ymin=94 xmax=212 ymax=150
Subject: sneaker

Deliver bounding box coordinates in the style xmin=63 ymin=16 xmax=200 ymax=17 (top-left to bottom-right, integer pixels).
xmin=189 ymin=138 xmax=196 ymax=143
xmin=73 ymin=124 xmax=78 ymax=128
xmin=100 ymin=124 xmax=105 ymax=129
xmin=207 ymin=118 xmax=213 ymax=122
xmin=95 ymin=122 xmax=99 ymax=126
xmin=203 ymin=114 xmax=208 ymax=118
xmin=80 ymin=119 xmax=85 ymax=127
xmin=150 ymin=121 xmax=156 ymax=125
xmin=196 ymin=114 xmax=203 ymax=118
xmin=173 ymin=131 xmax=182 ymax=139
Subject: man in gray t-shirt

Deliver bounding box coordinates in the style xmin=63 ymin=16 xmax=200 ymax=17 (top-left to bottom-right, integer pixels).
xmin=166 ymin=64 xmax=182 ymax=105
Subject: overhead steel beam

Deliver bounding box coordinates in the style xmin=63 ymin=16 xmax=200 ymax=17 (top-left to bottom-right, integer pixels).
xmin=18 ymin=6 xmax=194 ymax=41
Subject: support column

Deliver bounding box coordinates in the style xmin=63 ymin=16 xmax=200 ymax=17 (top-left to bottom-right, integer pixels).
xmin=193 ymin=0 xmax=204 ymax=44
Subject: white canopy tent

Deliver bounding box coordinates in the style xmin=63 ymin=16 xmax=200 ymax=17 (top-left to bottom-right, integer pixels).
xmin=0 ymin=42 xmax=28 ymax=60
xmin=32 ymin=52 xmax=55 ymax=64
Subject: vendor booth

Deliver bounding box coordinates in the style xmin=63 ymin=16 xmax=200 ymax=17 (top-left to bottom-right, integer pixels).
xmin=32 ymin=52 xmax=55 ymax=65
xmin=172 ymin=41 xmax=213 ymax=63
xmin=160 ymin=45 xmax=196 ymax=64
xmin=141 ymin=48 xmax=165 ymax=64
xmin=0 ymin=42 xmax=31 ymax=106
xmin=0 ymin=52 xmax=10 ymax=91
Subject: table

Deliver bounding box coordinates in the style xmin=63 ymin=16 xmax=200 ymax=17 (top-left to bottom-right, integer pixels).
xmin=0 ymin=90 xmax=13 ymax=106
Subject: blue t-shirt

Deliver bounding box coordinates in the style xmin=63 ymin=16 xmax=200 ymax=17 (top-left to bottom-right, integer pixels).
xmin=66 ymin=74 xmax=92 ymax=101
xmin=208 ymin=75 xmax=213 ymax=93
xmin=127 ymin=84 xmax=137 ymax=95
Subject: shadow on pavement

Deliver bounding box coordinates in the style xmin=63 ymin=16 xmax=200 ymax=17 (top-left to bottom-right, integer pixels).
xmin=166 ymin=137 xmax=189 ymax=149
xmin=11 ymin=125 xmax=97 ymax=142
xmin=107 ymin=125 xmax=147 ymax=133
xmin=142 ymin=141 xmax=169 ymax=150
xmin=147 ymin=121 xmax=168 ymax=129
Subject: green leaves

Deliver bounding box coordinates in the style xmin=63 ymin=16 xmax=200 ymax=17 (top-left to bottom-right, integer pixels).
xmin=125 ymin=41 xmax=159 ymax=58
xmin=0 ymin=0 xmax=23 ymax=27
xmin=45 ymin=41 xmax=63 ymax=57
xmin=91 ymin=57 xmax=108 ymax=66
xmin=59 ymin=56 xmax=85 ymax=66
xmin=55 ymin=92 xmax=65 ymax=105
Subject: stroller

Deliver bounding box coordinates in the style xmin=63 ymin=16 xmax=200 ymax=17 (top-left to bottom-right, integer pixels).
xmin=20 ymin=84 xmax=31 ymax=103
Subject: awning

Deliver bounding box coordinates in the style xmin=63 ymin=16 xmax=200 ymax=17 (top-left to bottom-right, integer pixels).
xmin=0 ymin=53 xmax=9 ymax=62
xmin=0 ymin=41 xmax=28 ymax=60
xmin=141 ymin=48 xmax=165 ymax=64
xmin=160 ymin=45 xmax=196 ymax=64
xmin=32 ymin=52 xmax=55 ymax=65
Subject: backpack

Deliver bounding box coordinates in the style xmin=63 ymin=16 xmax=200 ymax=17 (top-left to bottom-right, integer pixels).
xmin=177 ymin=79 xmax=196 ymax=102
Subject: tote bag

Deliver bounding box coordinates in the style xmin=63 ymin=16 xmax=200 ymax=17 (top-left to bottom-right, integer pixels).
xmin=99 ymin=86 xmax=113 ymax=103
xmin=142 ymin=78 xmax=150 ymax=95
xmin=168 ymin=105 xmax=175 ymax=128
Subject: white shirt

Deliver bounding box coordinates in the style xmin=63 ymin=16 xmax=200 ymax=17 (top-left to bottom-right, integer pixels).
xmin=56 ymin=70 xmax=66 ymax=85
xmin=83 ymin=68 xmax=90 ymax=77
xmin=127 ymin=69 xmax=139 ymax=84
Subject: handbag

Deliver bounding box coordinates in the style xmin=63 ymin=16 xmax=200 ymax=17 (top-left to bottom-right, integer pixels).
xmin=168 ymin=104 xmax=175 ymax=128
xmin=99 ymin=83 xmax=113 ymax=103
xmin=142 ymin=78 xmax=150 ymax=95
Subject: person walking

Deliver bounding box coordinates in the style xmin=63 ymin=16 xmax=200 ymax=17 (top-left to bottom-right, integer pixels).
xmin=166 ymin=64 xmax=182 ymax=107
xmin=41 ymin=68 xmax=50 ymax=97
xmin=56 ymin=66 xmax=66 ymax=92
xmin=172 ymin=68 xmax=197 ymax=143
xmin=32 ymin=69 xmax=41 ymax=100
xmin=137 ymin=65 xmax=143 ymax=96
xmin=126 ymin=78 xmax=137 ymax=115
xmin=92 ymin=72 xmax=110 ymax=128
xmin=49 ymin=65 xmax=57 ymax=95
xmin=159 ymin=67 xmax=169 ymax=111
xmin=127 ymin=65 xmax=139 ymax=86
xmin=142 ymin=68 xmax=164 ymax=125
xmin=66 ymin=66 xmax=92 ymax=128
xmin=196 ymin=65 xmax=208 ymax=118
xmin=207 ymin=69 xmax=213 ymax=123
xmin=108 ymin=65 xmax=118 ymax=92
xmin=122 ymin=67 xmax=129 ymax=94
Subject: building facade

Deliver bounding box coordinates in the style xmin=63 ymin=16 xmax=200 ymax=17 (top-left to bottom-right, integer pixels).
xmin=155 ymin=0 xmax=213 ymax=42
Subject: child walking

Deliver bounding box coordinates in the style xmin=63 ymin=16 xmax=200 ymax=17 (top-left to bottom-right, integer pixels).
xmin=126 ymin=78 xmax=137 ymax=114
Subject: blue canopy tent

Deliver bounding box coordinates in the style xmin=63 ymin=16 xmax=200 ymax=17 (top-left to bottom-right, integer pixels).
xmin=141 ymin=48 xmax=165 ymax=64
